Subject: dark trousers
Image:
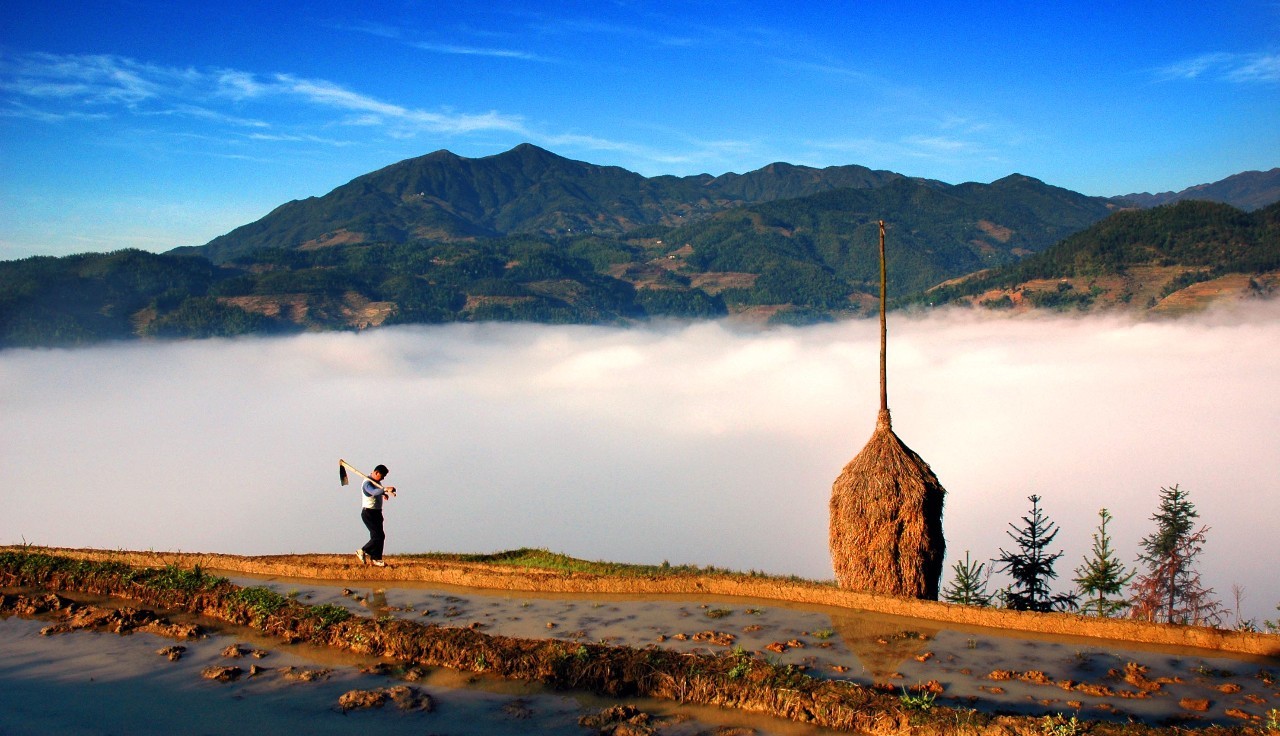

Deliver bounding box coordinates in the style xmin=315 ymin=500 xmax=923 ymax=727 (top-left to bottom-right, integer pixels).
xmin=361 ymin=508 xmax=385 ymax=560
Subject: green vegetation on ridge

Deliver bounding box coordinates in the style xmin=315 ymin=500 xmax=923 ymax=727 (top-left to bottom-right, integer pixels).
xmin=188 ymin=144 xmax=917 ymax=264
xmin=916 ymin=200 xmax=1280 ymax=308
xmin=1 ymin=174 xmax=1122 ymax=347
xmin=403 ymin=547 xmax=812 ymax=582
xmin=3 ymin=146 xmax=1277 ymax=348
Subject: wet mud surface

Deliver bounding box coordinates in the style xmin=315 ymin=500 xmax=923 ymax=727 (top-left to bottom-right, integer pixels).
xmin=236 ymin=574 xmax=1280 ymax=728
xmin=0 ymin=598 xmax=819 ymax=736
xmin=3 ymin=548 xmax=1278 ymax=733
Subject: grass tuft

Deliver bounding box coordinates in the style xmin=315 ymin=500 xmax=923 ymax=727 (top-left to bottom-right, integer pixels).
xmin=306 ymin=603 xmax=352 ymax=629
xmin=399 ymin=547 xmax=821 ymax=583
xmin=142 ymin=563 xmax=227 ymax=593
xmin=226 ymin=586 xmax=289 ymax=622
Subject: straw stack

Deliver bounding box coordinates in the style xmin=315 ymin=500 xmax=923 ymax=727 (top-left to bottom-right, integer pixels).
xmin=829 ymin=221 xmax=946 ymax=599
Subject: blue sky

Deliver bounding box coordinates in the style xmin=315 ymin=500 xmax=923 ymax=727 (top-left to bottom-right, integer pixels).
xmin=1 ymin=1 xmax=1277 ymax=259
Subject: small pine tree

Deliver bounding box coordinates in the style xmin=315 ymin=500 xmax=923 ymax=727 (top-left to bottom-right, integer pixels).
xmin=1074 ymin=508 xmax=1135 ymax=617
xmin=941 ymin=551 xmax=993 ymax=606
xmin=1130 ymin=484 xmax=1222 ymax=626
xmin=994 ymin=494 xmax=1077 ymax=612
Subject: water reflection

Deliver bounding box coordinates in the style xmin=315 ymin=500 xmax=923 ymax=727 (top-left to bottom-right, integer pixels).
xmin=828 ymin=612 xmax=939 ymax=678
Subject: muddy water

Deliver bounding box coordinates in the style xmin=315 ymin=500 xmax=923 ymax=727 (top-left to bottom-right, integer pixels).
xmin=0 ymin=611 xmax=842 ymax=736
xmin=228 ymin=572 xmax=1280 ymax=728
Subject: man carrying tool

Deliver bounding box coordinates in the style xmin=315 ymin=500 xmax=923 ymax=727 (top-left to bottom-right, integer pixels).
xmin=356 ymin=464 xmax=396 ymax=567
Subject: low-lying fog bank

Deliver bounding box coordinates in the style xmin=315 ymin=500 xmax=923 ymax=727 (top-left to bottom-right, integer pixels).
xmin=3 ymin=300 xmax=1278 ymax=621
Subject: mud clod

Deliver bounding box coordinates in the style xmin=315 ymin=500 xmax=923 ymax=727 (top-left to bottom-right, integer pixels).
xmin=691 ymin=630 xmax=735 ymax=646
xmin=201 ymin=666 xmax=242 ymax=682
xmin=1179 ymin=697 xmax=1210 ymax=712
xmin=338 ymin=688 xmax=387 ymax=711
xmin=338 ymin=685 xmax=433 ymax=713
xmin=279 ymin=666 xmax=332 ymax=682
xmin=579 ymin=704 xmax=654 ymax=735
xmin=156 ymin=645 xmax=186 ymax=661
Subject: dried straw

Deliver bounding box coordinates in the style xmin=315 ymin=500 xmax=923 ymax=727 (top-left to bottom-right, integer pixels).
xmin=829 ymin=221 xmax=946 ymax=599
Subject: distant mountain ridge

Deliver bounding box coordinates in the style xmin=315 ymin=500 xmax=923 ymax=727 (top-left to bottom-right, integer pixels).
xmin=662 ymin=173 xmax=1115 ymax=296
xmin=4 ymin=146 xmax=1278 ymax=348
xmin=189 ymin=144 xmax=925 ymax=263
xmin=186 ymin=145 xmax=1279 ymax=266
xmin=917 ymin=199 xmax=1280 ymax=314
xmin=1114 ymin=168 xmax=1280 ymax=212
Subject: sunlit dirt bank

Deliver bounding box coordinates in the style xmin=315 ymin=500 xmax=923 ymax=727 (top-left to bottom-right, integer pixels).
xmin=21 ymin=546 xmax=1276 ymax=657
xmin=3 ymin=547 xmax=1278 ymax=735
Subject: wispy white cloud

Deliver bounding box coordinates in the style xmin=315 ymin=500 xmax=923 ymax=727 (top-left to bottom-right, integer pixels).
xmin=535 ymin=17 xmax=696 ymax=48
xmin=937 ymin=115 xmax=992 ymax=135
xmin=244 ymin=132 xmax=354 ymax=146
xmin=1226 ymin=53 xmax=1280 ymax=82
xmin=1158 ymin=52 xmax=1233 ymax=80
xmin=0 ymin=52 xmax=170 ymax=105
xmin=775 ymin=58 xmax=882 ymax=85
xmin=412 ymin=42 xmax=544 ymax=61
xmin=214 ymin=70 xmax=270 ymax=100
xmin=325 ymin=19 xmax=405 ymax=40
xmin=340 ymin=114 xmax=385 ymax=127
xmin=329 ymin=16 xmax=546 ymax=61
xmin=2 ymin=49 xmax=745 ymax=194
xmin=266 ymin=73 xmax=528 ymax=136
xmin=0 ymin=99 xmax=110 ymax=122
xmin=0 ymin=51 xmax=529 ymax=142
xmin=1157 ymin=51 xmax=1280 ymax=83
xmin=903 ymin=135 xmax=975 ymax=154
xmin=809 ymin=130 xmax=1001 ymax=172
xmin=529 ymin=128 xmax=764 ymax=176
xmin=272 ymin=74 xmax=407 ymax=117
xmin=142 ymin=104 xmax=270 ymax=129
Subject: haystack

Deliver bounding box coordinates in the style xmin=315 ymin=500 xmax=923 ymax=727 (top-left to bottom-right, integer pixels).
xmin=829 ymin=221 xmax=946 ymax=599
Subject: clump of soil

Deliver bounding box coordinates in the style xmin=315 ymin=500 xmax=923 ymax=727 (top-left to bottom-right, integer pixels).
xmin=337 ymin=685 xmax=433 ymax=712
xmin=691 ymin=630 xmax=736 ymax=646
xmin=201 ymin=665 xmax=242 ymax=682
xmin=156 ymin=645 xmax=186 ymax=661
xmin=987 ymin=669 xmax=1052 ymax=685
xmin=579 ymin=704 xmax=655 ymax=735
xmin=220 ymin=643 xmax=268 ymax=659
xmin=279 ymin=666 xmax=331 ymax=682
xmin=1179 ymin=697 xmax=1211 ymax=712
xmin=0 ymin=592 xmax=202 ymax=639
xmin=579 ymin=705 xmax=756 ymax=736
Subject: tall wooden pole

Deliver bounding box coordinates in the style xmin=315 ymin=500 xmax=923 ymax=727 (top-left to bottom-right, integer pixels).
xmin=878 ymin=220 xmax=888 ymax=416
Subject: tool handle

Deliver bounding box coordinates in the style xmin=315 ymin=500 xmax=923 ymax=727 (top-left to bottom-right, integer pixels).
xmin=339 ymin=459 xmax=392 ymax=493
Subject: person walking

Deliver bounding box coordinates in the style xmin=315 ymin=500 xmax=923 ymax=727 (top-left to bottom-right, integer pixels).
xmin=356 ymin=464 xmax=395 ymax=568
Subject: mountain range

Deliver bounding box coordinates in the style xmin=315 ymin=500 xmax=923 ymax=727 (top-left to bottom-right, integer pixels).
xmin=917 ymin=199 xmax=1280 ymax=315
xmin=1114 ymin=168 xmax=1280 ymax=212
xmin=182 ymin=144 xmax=929 ymax=263
xmin=183 ymin=146 xmax=1278 ymax=265
xmin=2 ymin=145 xmax=1277 ymax=347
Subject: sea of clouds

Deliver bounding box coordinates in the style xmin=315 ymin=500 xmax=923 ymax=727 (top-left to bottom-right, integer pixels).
xmin=3 ymin=300 xmax=1278 ymax=622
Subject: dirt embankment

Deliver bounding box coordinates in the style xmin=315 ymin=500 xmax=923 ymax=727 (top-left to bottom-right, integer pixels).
xmin=7 ymin=549 xmax=1274 ymax=736
xmin=0 ymin=551 xmax=961 ymax=735
xmin=14 ymin=546 xmax=1277 ymax=659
